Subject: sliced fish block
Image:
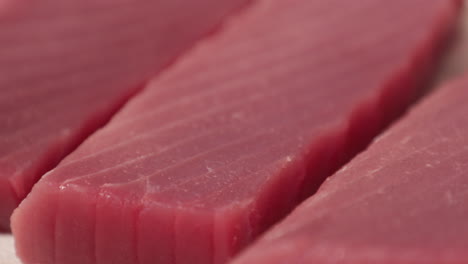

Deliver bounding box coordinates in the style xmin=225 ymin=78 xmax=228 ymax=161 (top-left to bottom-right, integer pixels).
xmin=234 ymin=75 xmax=468 ymax=264
xmin=12 ymin=0 xmax=461 ymax=263
xmin=0 ymin=0 xmax=249 ymax=229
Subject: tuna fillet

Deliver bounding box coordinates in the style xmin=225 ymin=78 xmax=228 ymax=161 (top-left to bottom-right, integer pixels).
xmin=12 ymin=0 xmax=460 ymax=263
xmin=0 ymin=0 xmax=249 ymax=229
xmin=234 ymin=76 xmax=468 ymax=264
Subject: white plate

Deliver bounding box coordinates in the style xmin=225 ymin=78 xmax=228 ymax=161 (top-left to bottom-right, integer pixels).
xmin=0 ymin=235 xmax=19 ymax=264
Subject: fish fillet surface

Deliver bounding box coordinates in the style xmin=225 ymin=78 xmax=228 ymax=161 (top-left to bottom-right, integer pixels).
xmin=234 ymin=75 xmax=468 ymax=264
xmin=12 ymin=0 xmax=461 ymax=263
xmin=0 ymin=0 xmax=249 ymax=230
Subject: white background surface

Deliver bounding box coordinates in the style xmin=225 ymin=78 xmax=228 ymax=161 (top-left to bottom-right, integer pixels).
xmin=0 ymin=235 xmax=19 ymax=264
xmin=0 ymin=4 xmax=467 ymax=264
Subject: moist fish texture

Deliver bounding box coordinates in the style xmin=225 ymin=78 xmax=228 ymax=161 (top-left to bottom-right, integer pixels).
xmin=0 ymin=0 xmax=249 ymax=230
xmin=233 ymin=76 xmax=468 ymax=264
xmin=12 ymin=0 xmax=460 ymax=263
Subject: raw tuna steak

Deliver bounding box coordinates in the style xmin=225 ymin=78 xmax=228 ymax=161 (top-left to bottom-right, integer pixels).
xmin=12 ymin=0 xmax=460 ymax=263
xmin=0 ymin=0 xmax=249 ymax=230
xmin=233 ymin=78 xmax=468 ymax=264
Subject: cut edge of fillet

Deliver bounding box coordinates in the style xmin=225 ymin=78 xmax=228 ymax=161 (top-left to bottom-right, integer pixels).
xmin=2 ymin=0 xmax=256 ymax=231
xmin=233 ymin=1 xmax=463 ymax=263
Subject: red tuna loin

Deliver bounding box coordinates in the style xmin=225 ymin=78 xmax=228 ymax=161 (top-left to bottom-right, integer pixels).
xmin=0 ymin=0 xmax=249 ymax=230
xmin=233 ymin=78 xmax=468 ymax=264
xmin=12 ymin=0 xmax=461 ymax=263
